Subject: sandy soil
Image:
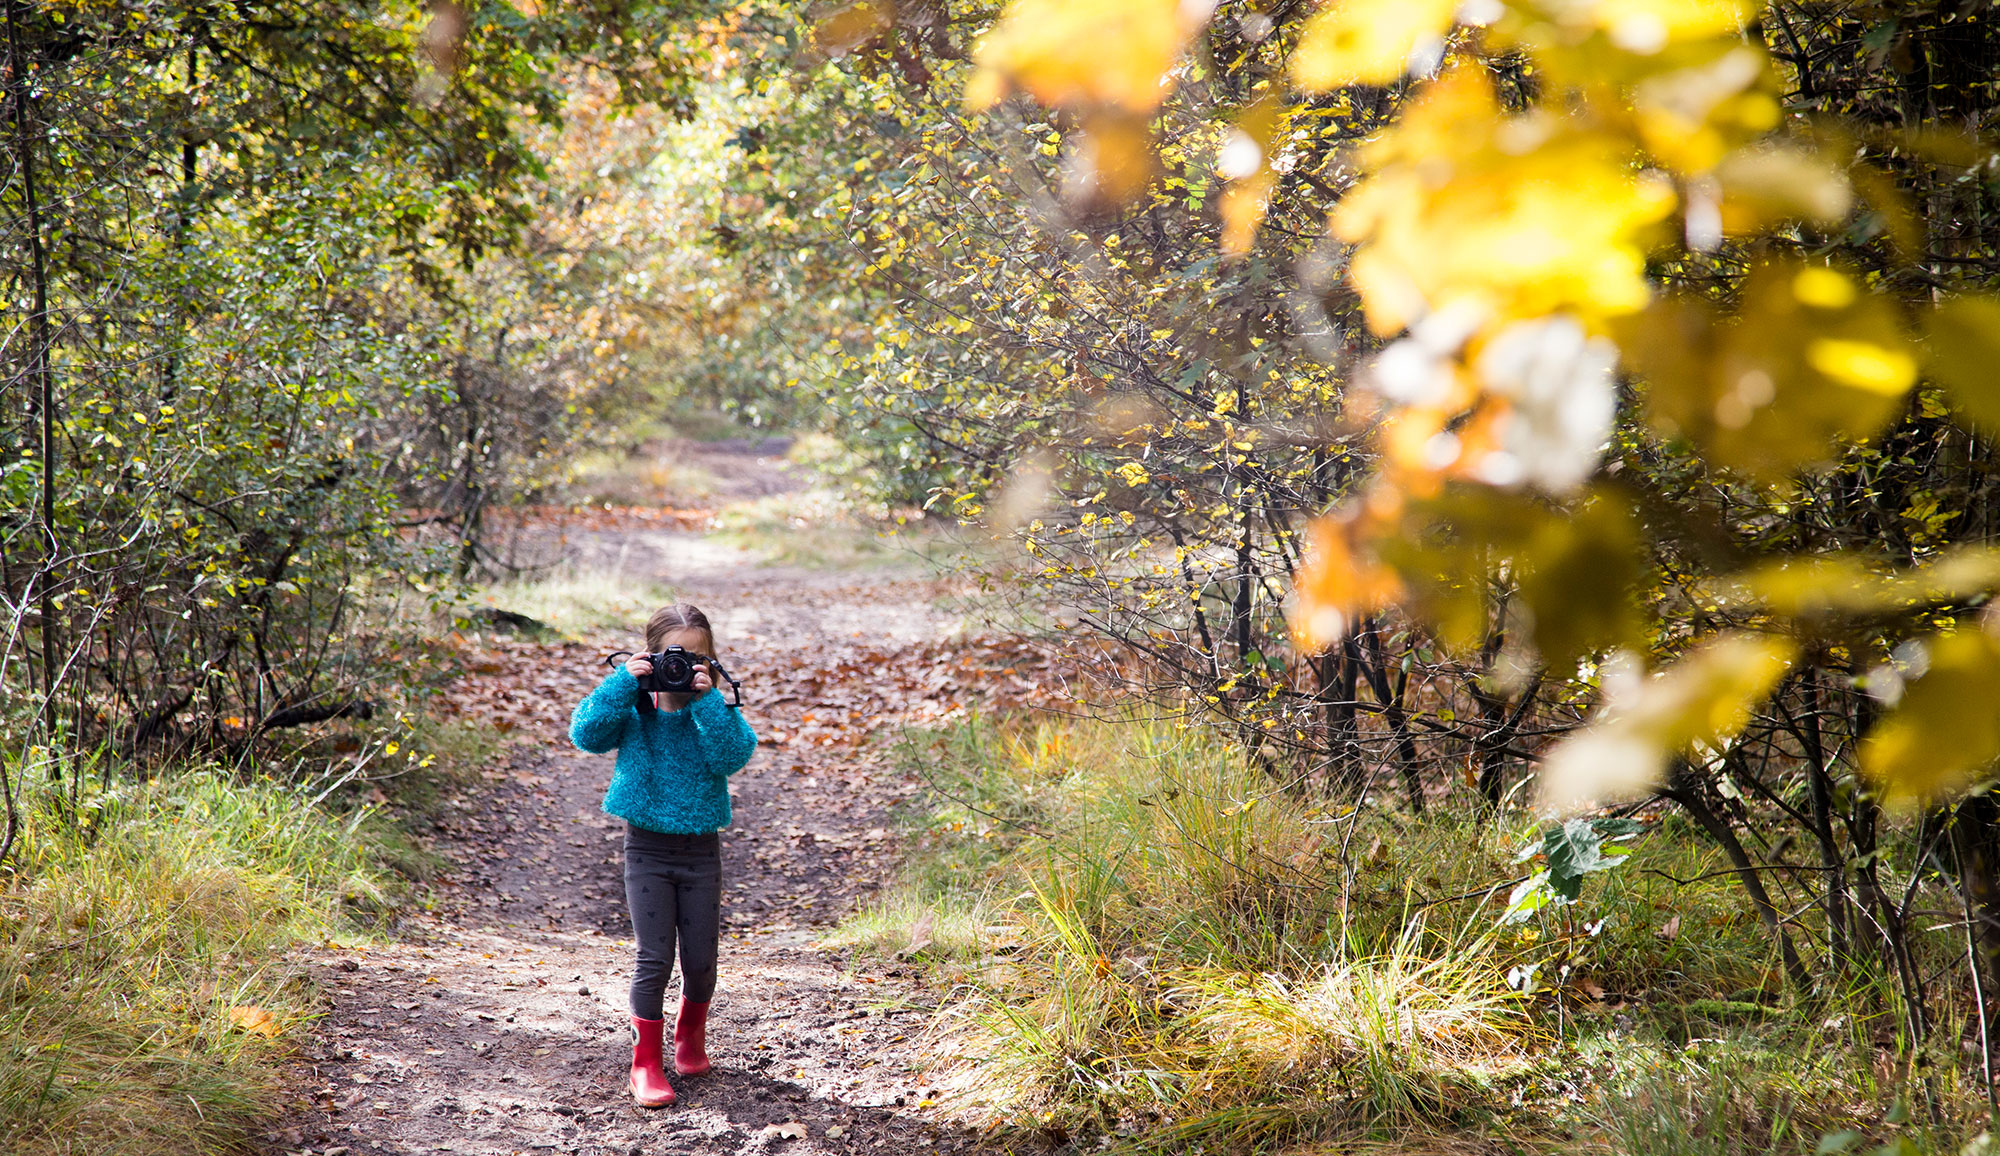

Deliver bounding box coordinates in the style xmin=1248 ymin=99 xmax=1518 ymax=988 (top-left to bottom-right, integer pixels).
xmin=261 ymin=472 xmax=1028 ymax=1156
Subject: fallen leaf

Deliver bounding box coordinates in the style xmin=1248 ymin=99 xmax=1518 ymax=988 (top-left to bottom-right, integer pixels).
xmin=899 ymin=912 xmax=936 ymax=960
xmin=226 ymin=1005 xmax=281 ymax=1037
xmin=1657 ymin=914 xmax=1681 ymax=940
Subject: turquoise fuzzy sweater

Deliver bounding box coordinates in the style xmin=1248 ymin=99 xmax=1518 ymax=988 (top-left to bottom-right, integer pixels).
xmin=569 ymin=668 xmax=758 ymax=835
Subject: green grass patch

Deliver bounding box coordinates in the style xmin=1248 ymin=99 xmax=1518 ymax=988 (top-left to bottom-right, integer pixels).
xmin=0 ymin=751 xmax=398 ymax=1155
xmin=466 ymin=566 xmax=677 ymax=637
xmin=843 ymin=714 xmax=1997 ymax=1154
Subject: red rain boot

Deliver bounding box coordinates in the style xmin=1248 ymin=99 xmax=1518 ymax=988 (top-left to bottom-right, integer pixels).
xmin=629 ymin=1016 xmax=676 ymax=1107
xmin=673 ymin=999 xmax=711 ymax=1076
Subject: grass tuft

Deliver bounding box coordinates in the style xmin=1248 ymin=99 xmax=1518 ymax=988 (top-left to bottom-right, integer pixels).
xmin=0 ymin=758 xmax=388 ymax=1155
xmin=847 ymin=715 xmax=1535 ymax=1148
xmin=850 ymin=713 xmax=1999 ymax=1154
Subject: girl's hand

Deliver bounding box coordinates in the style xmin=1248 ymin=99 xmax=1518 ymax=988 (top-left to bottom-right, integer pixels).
xmin=691 ymin=665 xmax=714 ymax=694
xmin=625 ymin=656 xmax=653 ymax=679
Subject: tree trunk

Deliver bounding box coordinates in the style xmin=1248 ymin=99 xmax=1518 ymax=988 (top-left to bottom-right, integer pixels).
xmin=1359 ymin=620 xmax=1424 ymax=814
xmin=4 ymin=0 xmax=61 ymax=757
xmin=1322 ymin=637 xmax=1361 ymax=794
xmin=1796 ymin=669 xmax=1850 ymax=972
xmin=1662 ymin=761 xmax=1813 ymax=993
xmin=1953 ymin=796 xmax=2000 ymax=1116
xmin=1469 ymin=615 xmax=1510 ymax=812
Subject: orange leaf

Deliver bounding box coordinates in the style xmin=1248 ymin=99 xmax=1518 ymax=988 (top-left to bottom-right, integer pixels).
xmin=226 ymin=1005 xmax=281 ymax=1037
xmin=1295 ymin=511 xmax=1405 ymax=648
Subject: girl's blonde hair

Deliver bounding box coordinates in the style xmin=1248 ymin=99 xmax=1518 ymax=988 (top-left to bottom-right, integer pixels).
xmin=645 ymin=603 xmax=715 ymax=655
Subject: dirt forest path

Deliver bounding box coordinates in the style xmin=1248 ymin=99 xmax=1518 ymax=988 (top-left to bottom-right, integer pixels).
xmin=264 ymin=448 xmax=1050 ymax=1156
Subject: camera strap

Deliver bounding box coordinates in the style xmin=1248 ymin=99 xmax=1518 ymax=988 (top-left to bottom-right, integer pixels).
xmin=709 ymin=656 xmax=745 ymax=710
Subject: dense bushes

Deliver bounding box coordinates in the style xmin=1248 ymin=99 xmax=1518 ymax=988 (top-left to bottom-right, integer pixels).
xmin=0 ymin=2 xmax=710 ymax=773
xmin=690 ymin=3 xmax=2000 ymax=1127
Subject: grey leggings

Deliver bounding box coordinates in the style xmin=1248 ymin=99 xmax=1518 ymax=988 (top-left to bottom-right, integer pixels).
xmin=622 ymin=826 xmax=721 ymax=1019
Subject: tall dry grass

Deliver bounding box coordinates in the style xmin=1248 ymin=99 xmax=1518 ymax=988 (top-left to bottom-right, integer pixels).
xmin=841 ymin=713 xmax=2000 ymax=1154
xmin=831 ymin=716 xmax=1531 ymax=1149
xmin=0 ymin=753 xmax=388 ymax=1155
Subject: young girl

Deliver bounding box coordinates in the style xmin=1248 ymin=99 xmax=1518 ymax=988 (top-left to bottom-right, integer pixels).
xmin=569 ymin=603 xmax=757 ymax=1108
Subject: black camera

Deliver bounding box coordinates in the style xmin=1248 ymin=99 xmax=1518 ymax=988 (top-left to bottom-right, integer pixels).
xmin=638 ymin=645 xmax=707 ymax=693
xmin=604 ymin=647 xmax=744 ymax=712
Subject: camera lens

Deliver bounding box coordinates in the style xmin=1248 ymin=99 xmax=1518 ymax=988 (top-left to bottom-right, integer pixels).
xmin=659 ymin=653 xmax=693 ymax=683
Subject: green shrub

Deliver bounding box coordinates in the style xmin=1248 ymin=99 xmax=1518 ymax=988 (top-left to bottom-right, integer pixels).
xmin=0 ymin=757 xmax=386 ymax=1155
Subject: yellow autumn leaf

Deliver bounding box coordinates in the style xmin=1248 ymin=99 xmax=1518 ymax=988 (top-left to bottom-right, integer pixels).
xmin=1628 ymin=42 xmax=1781 ymax=173
xmin=813 ymin=1 xmax=893 ymax=56
xmin=1492 ymin=0 xmax=1757 ymax=80
xmin=1539 ymin=633 xmax=1798 ymax=812
xmin=1294 ymin=508 xmax=1406 ymax=648
xmin=1373 ymin=484 xmax=1642 ymax=664
xmin=1580 ymin=0 xmax=1756 ymax=52
xmin=1708 ymin=547 xmax=2000 ymax=619
xmin=1375 ymin=483 xmax=1545 ymax=651
xmin=1218 ymin=96 xmax=1285 ymax=258
xmin=965 ymin=0 xmax=1197 ymax=114
xmin=1713 ymin=144 xmax=1853 ymax=234
xmin=1922 ymin=293 xmax=2000 ymax=434
xmin=1806 ymin=337 xmax=1917 ymax=395
xmin=1289 ymin=0 xmax=1456 ymax=91
xmin=1220 ymin=171 xmax=1276 ymax=256
xmin=1076 ymin=112 xmax=1157 ymax=205
xmin=1513 ymin=493 xmax=1647 ymax=673
xmin=1863 ymin=630 xmax=2000 ymax=810
xmin=226 ymin=1005 xmax=282 ymax=1037
xmin=1331 ymin=68 xmax=1675 ymax=333
xmin=1626 ymin=261 xmax=1916 ymax=481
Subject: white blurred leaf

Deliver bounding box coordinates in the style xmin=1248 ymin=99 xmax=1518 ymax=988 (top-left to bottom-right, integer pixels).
xmin=1539 ymin=634 xmax=1797 ymax=813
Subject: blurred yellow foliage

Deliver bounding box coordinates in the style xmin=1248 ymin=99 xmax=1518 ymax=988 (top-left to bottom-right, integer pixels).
xmin=965 ymin=0 xmax=1207 ymax=206
xmin=1295 ymin=512 xmax=1405 ymax=649
xmin=1539 ymin=634 xmax=1798 ymax=812
xmin=1710 ymin=549 xmax=2000 ymax=620
xmin=1626 ymin=261 xmax=1916 ymax=482
xmin=1924 ymin=294 xmax=2000 ymax=435
xmin=1713 ymin=144 xmax=1853 ymax=235
xmin=1863 ymin=630 xmax=2000 ymax=810
xmin=1330 ymin=69 xmax=1675 ymax=334
xmin=1583 ymin=0 xmax=1755 ymax=43
xmin=813 ymin=1 xmax=893 ymax=55
xmin=965 ymin=0 xmax=1196 ymax=114
xmin=1289 ymin=0 xmax=1456 ymax=91
xmin=1218 ymin=96 xmax=1285 ymax=257
xmin=965 ymin=0 xmax=2000 ymax=813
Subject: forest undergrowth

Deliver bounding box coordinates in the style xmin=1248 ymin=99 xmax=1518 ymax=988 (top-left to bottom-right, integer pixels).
xmin=0 ymin=742 xmax=446 ymax=1155
xmin=837 ymin=714 xmax=2000 ymax=1156
xmin=9 ymin=4 xmax=2000 ymax=1154
xmin=0 ymin=455 xmax=968 ymax=1156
